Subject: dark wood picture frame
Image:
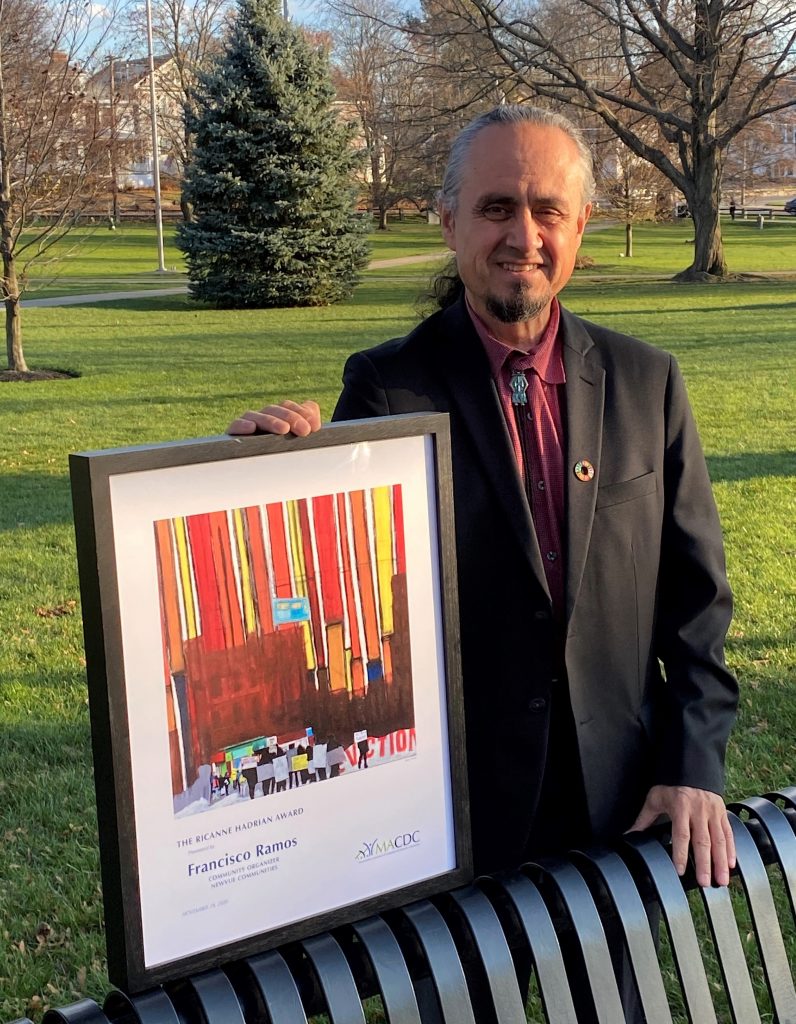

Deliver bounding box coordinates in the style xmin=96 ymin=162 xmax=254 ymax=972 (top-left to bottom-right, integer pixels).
xmin=70 ymin=414 xmax=470 ymax=992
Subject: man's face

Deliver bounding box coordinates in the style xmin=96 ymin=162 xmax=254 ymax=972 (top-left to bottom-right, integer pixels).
xmin=441 ymin=122 xmax=591 ymax=344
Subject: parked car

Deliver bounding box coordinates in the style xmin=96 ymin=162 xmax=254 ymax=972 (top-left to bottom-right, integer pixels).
xmin=784 ymin=197 xmax=796 ymax=214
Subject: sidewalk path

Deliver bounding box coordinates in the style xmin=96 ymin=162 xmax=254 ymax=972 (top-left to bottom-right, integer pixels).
xmin=23 ymin=252 xmax=454 ymax=308
xmin=24 ymin=286 xmax=190 ymax=308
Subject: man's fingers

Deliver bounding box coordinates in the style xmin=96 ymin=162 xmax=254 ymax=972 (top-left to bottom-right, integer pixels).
xmin=708 ymin=815 xmax=731 ymax=887
xmin=289 ymin=400 xmax=322 ymax=431
xmin=226 ymin=401 xmax=321 ymax=437
xmin=634 ymin=785 xmax=734 ymax=887
xmin=723 ymin=813 xmax=737 ymax=870
xmin=667 ymin=788 xmax=734 ymax=886
xmin=626 ymin=806 xmax=659 ymax=834
xmin=670 ymin=817 xmax=691 ymax=878
xmin=690 ymin=821 xmax=713 ymax=887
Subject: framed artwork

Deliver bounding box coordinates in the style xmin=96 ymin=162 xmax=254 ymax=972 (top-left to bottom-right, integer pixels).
xmin=70 ymin=414 xmax=470 ymax=992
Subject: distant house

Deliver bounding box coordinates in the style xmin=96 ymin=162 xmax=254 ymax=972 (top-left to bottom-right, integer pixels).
xmin=767 ymin=110 xmax=796 ymax=180
xmin=86 ymin=56 xmax=184 ymax=188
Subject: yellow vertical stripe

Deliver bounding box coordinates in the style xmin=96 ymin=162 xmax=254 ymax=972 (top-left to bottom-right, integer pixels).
xmin=173 ymin=517 xmax=198 ymax=639
xmin=287 ymin=500 xmax=315 ymax=670
xmin=344 ymin=647 xmax=353 ymax=694
xmin=373 ymin=487 xmax=394 ymax=636
xmin=287 ymin=501 xmax=306 ymax=595
xmin=233 ymin=508 xmax=257 ymax=635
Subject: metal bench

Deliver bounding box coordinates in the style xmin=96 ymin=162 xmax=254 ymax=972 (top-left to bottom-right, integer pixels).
xmin=9 ymin=788 xmax=796 ymax=1024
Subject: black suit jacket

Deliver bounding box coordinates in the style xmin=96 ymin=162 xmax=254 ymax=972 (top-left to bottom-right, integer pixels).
xmin=333 ymin=297 xmax=737 ymax=873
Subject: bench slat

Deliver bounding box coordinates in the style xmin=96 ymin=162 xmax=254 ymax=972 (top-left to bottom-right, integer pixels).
xmin=301 ymin=933 xmax=366 ymax=1024
xmin=728 ymin=813 xmax=796 ymax=1023
xmin=399 ymin=900 xmax=477 ymax=1024
xmin=352 ymin=916 xmax=422 ymax=1024
xmin=574 ymin=847 xmax=672 ymax=1023
xmin=623 ymin=833 xmax=719 ymax=1023
xmin=449 ymin=885 xmax=527 ymax=1024
xmin=242 ymin=949 xmax=308 ymax=1024
xmin=497 ymin=872 xmax=579 ymax=1024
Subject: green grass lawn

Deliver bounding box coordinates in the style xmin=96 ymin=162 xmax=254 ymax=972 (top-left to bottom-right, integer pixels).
xmin=20 ymin=219 xmax=449 ymax=299
xmin=581 ymin=216 xmax=796 ymax=275
xmin=1 ymin=222 xmax=795 ymax=1021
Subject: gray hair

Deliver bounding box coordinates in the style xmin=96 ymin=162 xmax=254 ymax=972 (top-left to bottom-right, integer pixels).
xmin=438 ymin=104 xmax=595 ymax=212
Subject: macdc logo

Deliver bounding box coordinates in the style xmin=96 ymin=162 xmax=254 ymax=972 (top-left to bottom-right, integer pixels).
xmin=355 ymin=831 xmax=420 ymax=861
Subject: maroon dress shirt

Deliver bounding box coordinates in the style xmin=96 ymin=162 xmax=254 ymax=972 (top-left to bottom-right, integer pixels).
xmin=467 ymin=298 xmax=566 ymax=619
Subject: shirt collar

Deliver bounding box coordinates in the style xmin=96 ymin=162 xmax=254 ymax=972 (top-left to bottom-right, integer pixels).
xmin=466 ymin=296 xmax=565 ymax=384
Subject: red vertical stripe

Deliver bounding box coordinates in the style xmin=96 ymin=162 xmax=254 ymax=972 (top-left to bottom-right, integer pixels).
xmin=336 ymin=493 xmax=362 ymax=661
xmin=392 ymin=485 xmax=406 ymax=575
xmin=209 ymin=510 xmax=244 ymax=648
xmin=187 ymin=514 xmax=225 ymax=651
xmin=313 ymin=495 xmax=343 ymax=621
xmin=245 ymin=505 xmax=274 ymax=634
xmin=267 ymin=503 xmax=292 ymax=598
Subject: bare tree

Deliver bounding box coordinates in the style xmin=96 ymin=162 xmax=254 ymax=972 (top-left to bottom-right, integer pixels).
xmin=122 ymin=0 xmax=233 ymax=220
xmin=1 ymin=0 xmax=121 ymax=373
xmin=404 ymin=0 xmax=796 ymax=278
xmin=595 ymin=129 xmax=673 ymax=256
xmin=327 ymin=0 xmax=511 ymax=219
xmin=329 ymin=0 xmax=430 ymax=227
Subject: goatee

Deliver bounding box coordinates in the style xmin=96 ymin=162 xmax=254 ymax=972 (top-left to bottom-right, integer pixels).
xmin=486 ymin=285 xmax=547 ymax=324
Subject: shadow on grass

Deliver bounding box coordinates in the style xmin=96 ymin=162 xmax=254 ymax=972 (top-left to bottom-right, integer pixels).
xmin=0 ymin=474 xmax=73 ymax=529
xmin=0 ymin=716 xmax=91 ymax=767
xmin=605 ymin=300 xmax=796 ymax=317
xmin=74 ymin=297 xmax=198 ymax=313
xmin=707 ymin=451 xmax=796 ymax=482
xmin=725 ymin=632 xmax=796 ymax=660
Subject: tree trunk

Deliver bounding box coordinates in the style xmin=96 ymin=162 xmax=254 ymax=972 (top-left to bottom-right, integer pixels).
xmin=180 ymin=195 xmax=195 ymax=223
xmin=625 ymin=220 xmax=633 ymax=259
xmin=0 ymin=24 xmax=24 ymax=370
xmin=676 ymin=5 xmax=726 ymax=281
xmin=1 ymin=188 xmax=25 ymax=369
xmin=677 ymin=144 xmax=727 ymax=280
xmin=4 ymin=253 xmax=26 ymax=371
xmin=378 ymin=205 xmax=388 ymax=230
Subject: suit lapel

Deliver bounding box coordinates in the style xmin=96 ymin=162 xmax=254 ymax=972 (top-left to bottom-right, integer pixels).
xmin=431 ymin=301 xmax=551 ymax=599
xmin=561 ymin=309 xmax=605 ymax=624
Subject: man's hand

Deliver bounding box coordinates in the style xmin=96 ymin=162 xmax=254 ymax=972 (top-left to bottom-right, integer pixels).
xmin=227 ymin=400 xmax=322 ymax=438
xmin=627 ymin=785 xmax=736 ymax=887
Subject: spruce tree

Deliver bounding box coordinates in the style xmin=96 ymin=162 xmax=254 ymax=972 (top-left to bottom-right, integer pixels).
xmin=177 ymin=0 xmax=370 ymax=307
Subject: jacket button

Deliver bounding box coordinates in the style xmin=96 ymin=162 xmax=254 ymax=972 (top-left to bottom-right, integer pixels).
xmin=534 ymin=610 xmax=549 ymax=621
xmin=528 ymin=697 xmax=547 ymax=713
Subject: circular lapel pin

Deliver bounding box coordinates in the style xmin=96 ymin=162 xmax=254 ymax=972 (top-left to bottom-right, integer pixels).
xmin=574 ymin=459 xmax=595 ymax=482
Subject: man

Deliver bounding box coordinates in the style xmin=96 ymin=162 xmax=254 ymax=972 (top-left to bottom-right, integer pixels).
xmin=229 ymin=105 xmax=738 ymax=888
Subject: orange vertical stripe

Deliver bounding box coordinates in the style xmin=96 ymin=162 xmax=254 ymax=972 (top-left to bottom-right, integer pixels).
xmin=154 ymin=519 xmax=185 ymax=673
xmin=327 ymin=622 xmax=347 ymax=691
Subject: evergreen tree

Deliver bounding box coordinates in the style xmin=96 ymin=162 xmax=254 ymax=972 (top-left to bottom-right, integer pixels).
xmin=177 ymin=0 xmax=370 ymax=307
